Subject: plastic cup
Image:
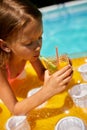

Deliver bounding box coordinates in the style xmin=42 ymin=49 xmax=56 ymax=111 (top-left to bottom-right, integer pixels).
xmin=68 ymin=83 xmax=87 ymax=108
xmin=55 ymin=116 xmax=85 ymax=130
xmin=27 ymin=87 xmax=47 ymax=109
xmin=40 ymin=55 xmax=69 ymax=74
xmin=78 ymin=63 xmax=87 ymax=81
xmin=58 ymin=54 xmax=69 ymax=70
xmin=6 ymin=115 xmax=31 ymax=130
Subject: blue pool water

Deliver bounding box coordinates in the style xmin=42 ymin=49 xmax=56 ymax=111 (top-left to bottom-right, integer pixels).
xmin=40 ymin=1 xmax=87 ymax=58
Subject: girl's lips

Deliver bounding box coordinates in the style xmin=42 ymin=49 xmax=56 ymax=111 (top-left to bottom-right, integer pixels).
xmin=33 ymin=55 xmax=39 ymax=59
xmin=34 ymin=53 xmax=40 ymax=57
xmin=34 ymin=55 xmax=39 ymax=58
xmin=34 ymin=56 xmax=38 ymax=57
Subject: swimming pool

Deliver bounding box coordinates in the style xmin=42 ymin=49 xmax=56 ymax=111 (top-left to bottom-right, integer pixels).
xmin=40 ymin=0 xmax=87 ymax=58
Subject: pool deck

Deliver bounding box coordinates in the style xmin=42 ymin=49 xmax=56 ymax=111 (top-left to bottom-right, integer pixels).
xmin=0 ymin=56 xmax=87 ymax=130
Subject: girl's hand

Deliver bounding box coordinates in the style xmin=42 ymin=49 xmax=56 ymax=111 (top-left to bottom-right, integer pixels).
xmin=43 ymin=65 xmax=73 ymax=96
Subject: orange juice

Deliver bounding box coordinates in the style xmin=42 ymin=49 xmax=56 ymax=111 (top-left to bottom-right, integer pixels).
xmin=58 ymin=55 xmax=69 ymax=70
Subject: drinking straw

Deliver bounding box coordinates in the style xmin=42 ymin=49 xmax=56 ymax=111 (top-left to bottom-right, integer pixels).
xmin=56 ymin=47 xmax=59 ymax=64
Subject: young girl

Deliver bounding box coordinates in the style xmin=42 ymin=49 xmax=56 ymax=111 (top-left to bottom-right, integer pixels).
xmin=0 ymin=0 xmax=72 ymax=115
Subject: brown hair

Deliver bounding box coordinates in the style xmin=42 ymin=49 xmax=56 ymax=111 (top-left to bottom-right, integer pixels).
xmin=0 ymin=0 xmax=42 ymax=68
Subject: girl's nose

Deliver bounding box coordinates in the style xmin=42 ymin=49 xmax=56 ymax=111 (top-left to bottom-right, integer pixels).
xmin=35 ymin=46 xmax=41 ymax=51
xmin=37 ymin=38 xmax=42 ymax=46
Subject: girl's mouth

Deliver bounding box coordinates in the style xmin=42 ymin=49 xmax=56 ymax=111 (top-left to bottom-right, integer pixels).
xmin=34 ymin=53 xmax=40 ymax=58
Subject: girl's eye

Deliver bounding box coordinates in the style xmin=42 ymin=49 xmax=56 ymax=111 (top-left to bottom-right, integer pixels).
xmin=26 ymin=42 xmax=34 ymax=47
xmin=26 ymin=37 xmax=42 ymax=47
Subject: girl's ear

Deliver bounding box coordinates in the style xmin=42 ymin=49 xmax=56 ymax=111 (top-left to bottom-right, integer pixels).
xmin=0 ymin=39 xmax=11 ymax=53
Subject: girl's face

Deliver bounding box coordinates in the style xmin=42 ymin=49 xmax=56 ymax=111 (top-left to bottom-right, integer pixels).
xmin=9 ymin=19 xmax=43 ymax=62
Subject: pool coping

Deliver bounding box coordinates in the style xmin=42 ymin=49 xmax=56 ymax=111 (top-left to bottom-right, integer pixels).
xmin=40 ymin=0 xmax=87 ymax=13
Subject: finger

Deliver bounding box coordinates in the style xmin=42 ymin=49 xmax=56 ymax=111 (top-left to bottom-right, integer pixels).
xmin=44 ymin=70 xmax=50 ymax=80
xmin=57 ymin=67 xmax=72 ymax=80
xmin=61 ymin=75 xmax=72 ymax=85
xmin=54 ymin=65 xmax=72 ymax=76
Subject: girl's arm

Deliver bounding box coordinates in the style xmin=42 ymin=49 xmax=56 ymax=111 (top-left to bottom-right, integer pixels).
xmin=0 ymin=65 xmax=72 ymax=115
xmin=30 ymin=57 xmax=46 ymax=81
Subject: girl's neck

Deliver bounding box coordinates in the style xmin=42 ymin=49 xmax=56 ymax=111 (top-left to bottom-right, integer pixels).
xmin=6 ymin=58 xmax=26 ymax=79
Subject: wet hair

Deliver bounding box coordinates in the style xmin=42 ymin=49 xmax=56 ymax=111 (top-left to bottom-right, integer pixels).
xmin=0 ymin=0 xmax=42 ymax=68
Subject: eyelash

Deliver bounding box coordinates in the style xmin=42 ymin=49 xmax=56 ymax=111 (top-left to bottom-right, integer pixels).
xmin=26 ymin=37 xmax=42 ymax=47
xmin=26 ymin=42 xmax=34 ymax=47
